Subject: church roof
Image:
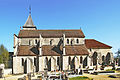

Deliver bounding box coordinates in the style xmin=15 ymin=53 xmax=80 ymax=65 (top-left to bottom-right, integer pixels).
xmin=18 ymin=29 xmax=85 ymax=38
xmin=18 ymin=45 xmax=36 ymax=56
xmin=23 ymin=14 xmax=36 ymax=28
xmin=17 ymin=45 xmax=89 ymax=56
xmin=85 ymin=39 xmax=112 ymax=49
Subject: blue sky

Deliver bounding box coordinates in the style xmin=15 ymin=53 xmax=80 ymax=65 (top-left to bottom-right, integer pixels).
xmin=0 ymin=0 xmax=120 ymax=54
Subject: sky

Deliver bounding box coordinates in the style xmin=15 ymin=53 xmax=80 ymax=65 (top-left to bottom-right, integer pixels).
xmin=0 ymin=0 xmax=120 ymax=55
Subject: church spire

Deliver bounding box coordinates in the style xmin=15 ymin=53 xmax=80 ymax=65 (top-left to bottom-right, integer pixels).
xmin=23 ymin=5 xmax=37 ymax=30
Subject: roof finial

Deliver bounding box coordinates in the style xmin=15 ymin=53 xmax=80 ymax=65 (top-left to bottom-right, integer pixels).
xmin=20 ymin=26 xmax=21 ymax=30
xmin=29 ymin=5 xmax=31 ymax=15
xmin=80 ymin=27 xmax=82 ymax=30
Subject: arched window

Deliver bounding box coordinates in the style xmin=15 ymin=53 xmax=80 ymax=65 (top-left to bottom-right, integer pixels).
xmin=67 ymin=39 xmax=69 ymax=44
xmin=102 ymin=56 xmax=105 ymax=61
xmin=106 ymin=53 xmax=111 ymax=65
xmin=90 ymin=48 xmax=92 ymax=51
xmin=80 ymin=56 xmax=83 ymax=63
xmin=93 ymin=52 xmax=97 ymax=65
xmin=57 ymin=57 xmax=59 ymax=66
xmin=76 ymin=39 xmax=79 ymax=43
xmin=35 ymin=39 xmax=37 ymax=44
xmin=34 ymin=58 xmax=36 ymax=66
xmin=68 ymin=57 xmax=71 ymax=65
xmin=21 ymin=58 xmax=24 ymax=66
xmin=45 ymin=57 xmax=48 ymax=67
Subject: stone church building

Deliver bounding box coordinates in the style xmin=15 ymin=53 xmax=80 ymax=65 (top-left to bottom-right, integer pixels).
xmin=13 ymin=12 xmax=114 ymax=74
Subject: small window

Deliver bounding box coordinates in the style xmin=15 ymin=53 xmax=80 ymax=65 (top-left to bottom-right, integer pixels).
xmin=29 ymin=40 xmax=32 ymax=46
xmin=50 ymin=39 xmax=53 ymax=45
xmin=76 ymin=39 xmax=79 ymax=43
xmin=29 ymin=40 xmax=30 ymax=45
xmin=67 ymin=39 xmax=69 ymax=44
xmin=50 ymin=41 xmax=52 ymax=45
xmin=71 ymin=40 xmax=73 ymax=45
xmin=21 ymin=58 xmax=24 ymax=66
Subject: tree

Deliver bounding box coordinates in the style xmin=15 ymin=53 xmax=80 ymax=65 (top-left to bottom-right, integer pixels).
xmin=115 ymin=48 xmax=120 ymax=58
xmin=0 ymin=44 xmax=9 ymax=68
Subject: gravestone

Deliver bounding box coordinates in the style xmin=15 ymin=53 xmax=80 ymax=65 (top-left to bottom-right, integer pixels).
xmin=27 ymin=73 xmax=31 ymax=80
xmin=79 ymin=69 xmax=83 ymax=75
xmin=0 ymin=64 xmax=4 ymax=78
xmin=43 ymin=68 xmax=48 ymax=80
xmin=118 ymin=58 xmax=120 ymax=66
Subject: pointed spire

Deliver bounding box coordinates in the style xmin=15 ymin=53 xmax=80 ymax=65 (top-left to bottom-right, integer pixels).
xmin=23 ymin=14 xmax=35 ymax=27
xmin=80 ymin=27 xmax=81 ymax=30
xmin=23 ymin=5 xmax=36 ymax=30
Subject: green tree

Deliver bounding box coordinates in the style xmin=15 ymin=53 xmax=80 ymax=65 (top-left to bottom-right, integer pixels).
xmin=0 ymin=44 xmax=9 ymax=68
xmin=115 ymin=49 xmax=120 ymax=58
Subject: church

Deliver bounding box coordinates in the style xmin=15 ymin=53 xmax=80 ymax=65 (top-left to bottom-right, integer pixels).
xmin=13 ymin=11 xmax=114 ymax=74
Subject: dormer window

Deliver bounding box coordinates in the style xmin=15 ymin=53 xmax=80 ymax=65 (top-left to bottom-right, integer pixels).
xmin=76 ymin=39 xmax=79 ymax=43
xmin=67 ymin=39 xmax=69 ymax=44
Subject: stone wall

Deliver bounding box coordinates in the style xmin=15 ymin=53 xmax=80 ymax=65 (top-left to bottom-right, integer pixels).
xmin=19 ymin=37 xmax=84 ymax=46
xmin=13 ymin=56 xmax=36 ymax=74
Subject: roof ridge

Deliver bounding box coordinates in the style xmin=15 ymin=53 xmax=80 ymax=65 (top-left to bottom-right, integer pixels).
xmin=21 ymin=29 xmax=82 ymax=31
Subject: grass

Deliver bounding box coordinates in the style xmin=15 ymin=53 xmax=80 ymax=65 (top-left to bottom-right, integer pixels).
xmin=106 ymin=69 xmax=115 ymax=71
xmin=69 ymin=76 xmax=93 ymax=80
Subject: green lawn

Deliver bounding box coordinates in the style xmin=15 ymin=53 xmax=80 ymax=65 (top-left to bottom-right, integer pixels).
xmin=106 ymin=69 xmax=115 ymax=71
xmin=69 ymin=76 xmax=93 ymax=80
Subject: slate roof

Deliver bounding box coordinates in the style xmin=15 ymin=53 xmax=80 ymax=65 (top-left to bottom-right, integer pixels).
xmin=18 ymin=29 xmax=85 ymax=38
xmin=23 ymin=14 xmax=36 ymax=28
xmin=85 ymin=39 xmax=112 ymax=49
xmin=18 ymin=46 xmax=36 ymax=56
xmin=17 ymin=45 xmax=89 ymax=56
xmin=65 ymin=45 xmax=89 ymax=55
